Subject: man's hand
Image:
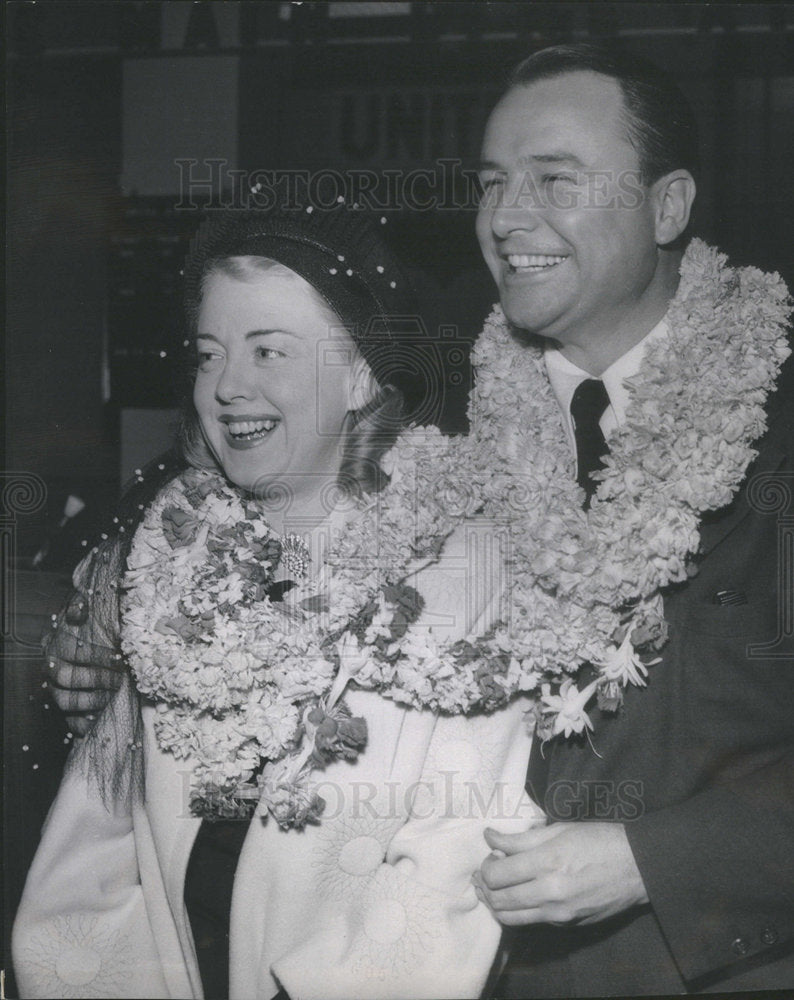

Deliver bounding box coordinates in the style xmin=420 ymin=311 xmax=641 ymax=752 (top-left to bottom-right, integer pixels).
xmin=45 ymin=591 xmax=124 ymax=735
xmin=46 ymin=659 xmax=121 ymax=735
xmin=42 ymin=541 xmax=127 ymax=736
xmin=473 ymin=822 xmax=649 ymax=926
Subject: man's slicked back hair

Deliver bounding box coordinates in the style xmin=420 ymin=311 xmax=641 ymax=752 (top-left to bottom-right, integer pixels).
xmin=507 ymin=42 xmax=700 ymax=185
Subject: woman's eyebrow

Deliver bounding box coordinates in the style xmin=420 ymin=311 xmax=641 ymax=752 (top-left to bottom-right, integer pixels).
xmin=195 ymin=330 xmax=300 ymax=341
xmin=244 ymin=328 xmax=303 ymax=343
xmin=246 ymin=328 xmax=297 ymax=338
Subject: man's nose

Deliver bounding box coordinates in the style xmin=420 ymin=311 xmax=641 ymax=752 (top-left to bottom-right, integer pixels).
xmin=489 ymin=175 xmax=543 ymax=239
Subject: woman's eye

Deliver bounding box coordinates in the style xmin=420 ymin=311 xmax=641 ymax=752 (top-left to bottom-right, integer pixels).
xmin=255 ymin=346 xmax=285 ymax=361
xmin=197 ymin=351 xmax=222 ymax=371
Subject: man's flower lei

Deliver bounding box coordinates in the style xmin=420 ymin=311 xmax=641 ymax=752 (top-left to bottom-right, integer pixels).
xmin=370 ymin=239 xmax=791 ymax=739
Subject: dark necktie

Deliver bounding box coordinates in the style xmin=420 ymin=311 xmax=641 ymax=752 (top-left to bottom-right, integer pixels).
xmin=570 ymin=378 xmax=610 ymax=506
xmin=524 ymin=380 xmax=612 ymax=809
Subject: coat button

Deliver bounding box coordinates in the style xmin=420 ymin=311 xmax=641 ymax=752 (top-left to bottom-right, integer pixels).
xmin=731 ymin=936 xmax=751 ymax=957
xmin=761 ymin=926 xmax=778 ymax=946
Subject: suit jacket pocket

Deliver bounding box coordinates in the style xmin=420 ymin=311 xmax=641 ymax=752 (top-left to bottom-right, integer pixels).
xmin=679 ymin=600 xmax=778 ymax=639
xmin=672 ymin=599 xmax=792 ymax=753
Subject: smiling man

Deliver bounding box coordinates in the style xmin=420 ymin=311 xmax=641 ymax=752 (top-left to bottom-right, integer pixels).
xmin=471 ymin=43 xmax=794 ymax=997
xmin=476 ymin=56 xmax=693 ymax=376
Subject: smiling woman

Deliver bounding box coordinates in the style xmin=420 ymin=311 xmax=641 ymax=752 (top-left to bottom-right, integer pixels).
xmin=180 ymin=209 xmax=417 ymax=525
xmin=13 ymin=204 xmax=540 ymax=1000
xmin=192 ymin=262 xmax=368 ymax=524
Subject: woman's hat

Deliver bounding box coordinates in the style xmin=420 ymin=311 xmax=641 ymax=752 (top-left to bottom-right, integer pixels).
xmin=183 ymin=204 xmax=427 ymax=410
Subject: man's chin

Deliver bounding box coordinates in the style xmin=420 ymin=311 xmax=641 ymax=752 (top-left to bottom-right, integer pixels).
xmin=500 ymin=302 xmax=559 ymax=342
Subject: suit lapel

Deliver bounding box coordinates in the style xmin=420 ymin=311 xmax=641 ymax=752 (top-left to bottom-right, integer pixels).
xmin=700 ymin=347 xmax=792 ymax=554
xmin=698 ymin=443 xmax=786 ymax=556
xmin=526 ymin=402 xmax=789 ymax=804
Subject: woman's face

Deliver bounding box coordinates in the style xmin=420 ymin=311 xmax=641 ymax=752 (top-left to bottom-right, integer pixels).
xmin=194 ymin=267 xmax=358 ymax=500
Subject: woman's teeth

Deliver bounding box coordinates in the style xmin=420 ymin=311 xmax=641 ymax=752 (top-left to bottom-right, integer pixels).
xmin=507 ymin=253 xmax=567 ymax=272
xmin=228 ymin=419 xmax=277 ymax=440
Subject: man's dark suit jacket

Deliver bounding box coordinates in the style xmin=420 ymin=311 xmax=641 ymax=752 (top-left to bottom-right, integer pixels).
xmin=494 ymin=354 xmax=794 ymax=997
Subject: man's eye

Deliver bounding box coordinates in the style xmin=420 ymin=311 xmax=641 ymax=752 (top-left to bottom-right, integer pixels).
xmin=480 ymin=175 xmax=504 ymax=192
xmin=543 ymin=173 xmax=576 ymax=185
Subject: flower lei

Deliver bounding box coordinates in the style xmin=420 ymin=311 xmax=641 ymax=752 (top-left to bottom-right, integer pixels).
xmin=120 ymin=426 xmax=474 ymax=827
xmin=122 ymin=240 xmax=791 ymax=827
xmin=374 ymin=239 xmax=791 ymax=739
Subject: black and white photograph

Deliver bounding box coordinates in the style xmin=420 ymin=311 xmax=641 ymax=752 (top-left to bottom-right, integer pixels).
xmin=4 ymin=3 xmax=794 ymax=998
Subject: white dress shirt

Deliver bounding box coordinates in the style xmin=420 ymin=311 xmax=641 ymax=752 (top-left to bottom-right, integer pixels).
xmin=544 ymin=318 xmax=669 ymax=468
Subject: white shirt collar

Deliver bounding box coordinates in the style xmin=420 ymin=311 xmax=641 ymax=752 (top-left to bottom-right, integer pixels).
xmin=545 ymin=317 xmax=669 ymax=454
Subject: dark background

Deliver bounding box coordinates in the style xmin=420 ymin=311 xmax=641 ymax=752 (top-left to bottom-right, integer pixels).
xmin=4 ymin=2 xmax=794 ymax=995
xmin=6 ymin=1 xmax=794 ymax=557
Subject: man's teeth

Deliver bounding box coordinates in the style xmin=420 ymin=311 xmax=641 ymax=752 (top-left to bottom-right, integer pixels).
xmin=228 ymin=419 xmax=277 ymax=439
xmin=507 ymin=254 xmax=567 ymax=270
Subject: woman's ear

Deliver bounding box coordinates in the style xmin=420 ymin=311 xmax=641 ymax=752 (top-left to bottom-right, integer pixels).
xmin=652 ymin=170 xmax=696 ymax=246
xmin=347 ymin=355 xmax=380 ymax=412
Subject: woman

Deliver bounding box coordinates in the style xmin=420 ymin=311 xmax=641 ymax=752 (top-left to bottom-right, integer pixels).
xmin=13 ymin=204 xmax=540 ymax=1000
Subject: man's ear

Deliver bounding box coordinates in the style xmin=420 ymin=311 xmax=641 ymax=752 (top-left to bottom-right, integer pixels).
xmin=651 ymin=170 xmax=696 ymax=246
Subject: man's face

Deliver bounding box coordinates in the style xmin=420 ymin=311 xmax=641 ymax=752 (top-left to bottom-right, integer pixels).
xmin=476 ymin=71 xmax=662 ymax=356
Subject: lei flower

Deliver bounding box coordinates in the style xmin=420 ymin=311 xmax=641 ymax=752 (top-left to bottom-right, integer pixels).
xmin=374 ymin=240 xmax=790 ymax=739
xmin=122 ymin=241 xmax=791 ymax=827
xmin=121 ymin=426 xmax=473 ymax=826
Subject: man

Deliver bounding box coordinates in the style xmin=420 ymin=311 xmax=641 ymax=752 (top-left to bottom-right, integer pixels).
xmin=472 ymin=43 xmax=794 ymax=996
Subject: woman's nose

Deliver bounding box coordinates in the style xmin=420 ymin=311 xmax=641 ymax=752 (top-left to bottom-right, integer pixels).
xmin=215 ymin=356 xmax=256 ymax=402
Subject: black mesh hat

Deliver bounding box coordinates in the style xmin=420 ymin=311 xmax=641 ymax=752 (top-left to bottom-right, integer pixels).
xmin=183 ymin=204 xmax=426 ymax=408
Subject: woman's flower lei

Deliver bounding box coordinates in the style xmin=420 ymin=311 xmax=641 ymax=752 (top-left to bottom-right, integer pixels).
xmin=369 ymin=239 xmax=791 ymax=740
xmin=121 ymin=426 xmax=474 ymax=826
